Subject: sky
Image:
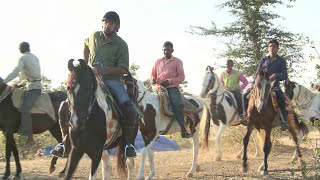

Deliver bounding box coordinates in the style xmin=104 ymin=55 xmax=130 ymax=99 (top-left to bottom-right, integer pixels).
xmin=0 ymin=0 xmax=319 ymax=95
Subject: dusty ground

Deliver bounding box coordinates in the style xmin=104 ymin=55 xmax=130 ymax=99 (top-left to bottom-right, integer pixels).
xmin=1 ymin=130 xmax=320 ymax=180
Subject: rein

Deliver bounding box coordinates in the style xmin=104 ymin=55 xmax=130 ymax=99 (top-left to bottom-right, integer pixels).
xmin=292 ymin=84 xmax=315 ymax=109
xmin=0 ymin=86 xmax=12 ymax=103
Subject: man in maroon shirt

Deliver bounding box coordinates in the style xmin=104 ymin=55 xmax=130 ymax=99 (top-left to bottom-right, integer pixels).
xmin=150 ymin=41 xmax=192 ymax=138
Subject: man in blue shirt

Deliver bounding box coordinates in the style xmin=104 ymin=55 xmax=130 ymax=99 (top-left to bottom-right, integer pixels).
xmin=244 ymin=39 xmax=289 ymax=131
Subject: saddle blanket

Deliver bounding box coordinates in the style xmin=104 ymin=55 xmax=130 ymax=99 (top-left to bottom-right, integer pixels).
xmin=11 ymin=88 xmax=56 ymax=121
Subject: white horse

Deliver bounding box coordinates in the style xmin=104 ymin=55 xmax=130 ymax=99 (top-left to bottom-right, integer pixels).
xmin=199 ymin=66 xmax=266 ymax=161
xmin=134 ymin=80 xmax=209 ymax=179
xmin=285 ymin=79 xmax=320 ymax=122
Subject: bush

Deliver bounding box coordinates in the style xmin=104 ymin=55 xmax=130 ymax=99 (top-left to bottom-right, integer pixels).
xmin=0 ymin=131 xmax=59 ymax=159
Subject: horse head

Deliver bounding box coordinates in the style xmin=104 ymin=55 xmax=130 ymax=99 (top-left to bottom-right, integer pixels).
xmin=284 ymin=79 xmax=298 ymax=100
xmin=254 ymin=67 xmax=275 ymax=113
xmin=66 ymin=59 xmax=97 ymax=131
xmin=200 ymin=66 xmax=217 ymax=98
xmin=135 ymin=80 xmax=148 ymax=105
xmin=122 ymin=72 xmax=139 ymax=100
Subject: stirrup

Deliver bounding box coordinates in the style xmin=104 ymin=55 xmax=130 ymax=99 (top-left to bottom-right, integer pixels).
xmin=125 ymin=144 xmax=137 ymax=158
xmin=51 ymin=143 xmax=65 ymax=158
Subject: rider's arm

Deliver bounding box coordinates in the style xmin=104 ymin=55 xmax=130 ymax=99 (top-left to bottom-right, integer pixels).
xmin=150 ymin=60 xmax=158 ymax=84
xmin=275 ymin=58 xmax=288 ymax=81
xmin=239 ymin=73 xmax=249 ymax=91
xmin=4 ymin=58 xmax=24 ymax=83
xmin=252 ymin=58 xmax=265 ymax=84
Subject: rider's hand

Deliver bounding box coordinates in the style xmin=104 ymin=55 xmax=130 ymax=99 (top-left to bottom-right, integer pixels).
xmin=160 ymin=80 xmax=169 ymax=87
xmin=270 ymin=74 xmax=276 ymax=81
xmin=92 ymin=67 xmax=102 ymax=76
xmin=152 ymin=79 xmax=157 ymax=85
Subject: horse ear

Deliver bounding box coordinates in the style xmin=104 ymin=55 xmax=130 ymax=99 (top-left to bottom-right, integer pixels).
xmin=78 ymin=59 xmax=87 ymax=68
xmin=68 ymin=59 xmax=75 ymax=71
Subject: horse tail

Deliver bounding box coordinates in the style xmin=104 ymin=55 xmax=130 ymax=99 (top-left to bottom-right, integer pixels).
xmin=292 ymin=112 xmax=309 ymax=137
xmin=115 ymin=141 xmax=127 ymax=177
xmin=199 ymin=100 xmax=211 ymax=150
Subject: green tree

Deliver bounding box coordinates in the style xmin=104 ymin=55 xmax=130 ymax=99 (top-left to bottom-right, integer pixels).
xmin=129 ymin=63 xmax=140 ymax=76
xmin=190 ymin=0 xmax=306 ymax=77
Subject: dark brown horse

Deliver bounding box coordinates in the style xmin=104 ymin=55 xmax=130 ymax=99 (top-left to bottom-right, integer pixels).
xmin=242 ymin=68 xmax=308 ymax=175
xmin=0 ymin=81 xmax=67 ymax=179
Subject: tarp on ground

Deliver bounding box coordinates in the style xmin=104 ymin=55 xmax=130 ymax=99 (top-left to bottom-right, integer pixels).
xmin=43 ymin=131 xmax=179 ymax=156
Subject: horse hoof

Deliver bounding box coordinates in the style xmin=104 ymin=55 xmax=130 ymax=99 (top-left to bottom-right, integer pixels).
xmin=2 ymin=175 xmax=9 ymax=180
xmin=58 ymin=172 xmax=65 ymax=178
xmin=186 ymin=172 xmax=193 ymax=178
xmin=261 ymin=170 xmax=268 ymax=176
xmin=196 ymin=165 xmax=201 ymax=172
xmin=291 ymin=156 xmax=298 ymax=161
xmin=215 ymin=156 xmax=222 ymax=161
xmin=12 ymin=175 xmax=21 ymax=180
xmin=242 ymin=166 xmax=248 ymax=173
xmin=49 ymin=167 xmax=56 ymax=174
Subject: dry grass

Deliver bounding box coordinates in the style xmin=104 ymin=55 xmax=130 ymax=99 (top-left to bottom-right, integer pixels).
xmin=1 ymin=126 xmax=320 ymax=179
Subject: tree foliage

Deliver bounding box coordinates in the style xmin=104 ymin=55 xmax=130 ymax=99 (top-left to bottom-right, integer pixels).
xmin=190 ymin=0 xmax=306 ymax=77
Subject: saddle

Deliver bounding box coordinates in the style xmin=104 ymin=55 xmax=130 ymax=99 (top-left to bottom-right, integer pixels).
xmin=157 ymin=89 xmax=202 ymax=124
xmin=11 ymin=88 xmax=56 ymax=121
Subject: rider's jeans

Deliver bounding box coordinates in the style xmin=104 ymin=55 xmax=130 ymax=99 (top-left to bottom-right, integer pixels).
xmin=167 ymin=87 xmax=185 ymax=130
xmin=19 ymin=89 xmax=41 ymax=136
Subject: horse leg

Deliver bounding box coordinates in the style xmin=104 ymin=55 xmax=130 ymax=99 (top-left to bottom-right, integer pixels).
xmin=65 ymin=147 xmax=84 ymax=180
xmin=87 ymin=151 xmax=103 ymax=180
xmin=48 ymin=123 xmax=63 ymax=174
xmin=289 ymin=128 xmax=303 ymax=163
xmin=259 ymin=129 xmax=271 ymax=175
xmin=101 ymin=150 xmax=112 ymax=180
xmin=215 ymin=122 xmax=226 ymax=161
xmin=254 ymin=129 xmax=264 ymax=158
xmin=291 ymin=129 xmax=303 ymax=161
xmin=11 ymin=136 xmax=22 ymax=178
xmin=2 ymin=133 xmax=10 ymax=179
xmin=137 ymin=144 xmax=149 ymax=180
xmin=146 ymin=144 xmax=155 ymax=180
xmin=58 ymin=157 xmax=68 ymax=178
xmin=126 ymin=158 xmax=134 ymax=180
xmin=187 ymin=132 xmax=199 ymax=177
xmin=242 ymin=123 xmax=253 ymax=173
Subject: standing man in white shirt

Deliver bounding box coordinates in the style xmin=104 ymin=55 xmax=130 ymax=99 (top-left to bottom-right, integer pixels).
xmin=3 ymin=42 xmax=42 ymax=149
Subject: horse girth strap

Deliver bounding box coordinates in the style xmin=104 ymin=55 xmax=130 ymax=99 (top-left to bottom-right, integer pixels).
xmin=159 ymin=118 xmax=175 ymax=135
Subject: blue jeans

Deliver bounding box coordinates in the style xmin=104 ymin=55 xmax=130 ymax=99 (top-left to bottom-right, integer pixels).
xmin=103 ymin=79 xmax=131 ymax=104
xmin=19 ymin=89 xmax=41 ymax=136
xmin=167 ymin=87 xmax=185 ymax=130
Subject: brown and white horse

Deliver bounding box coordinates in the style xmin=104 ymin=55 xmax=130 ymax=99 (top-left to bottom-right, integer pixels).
xmin=243 ymin=68 xmax=308 ymax=175
xmin=64 ymin=59 xmax=136 ymax=180
xmin=133 ymin=80 xmax=209 ymax=179
xmin=200 ymin=66 xmax=262 ymax=161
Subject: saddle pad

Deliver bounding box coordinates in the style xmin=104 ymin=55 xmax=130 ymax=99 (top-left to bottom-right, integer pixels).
xmin=159 ymin=94 xmax=202 ymax=117
xmin=11 ymin=88 xmax=56 ymax=121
